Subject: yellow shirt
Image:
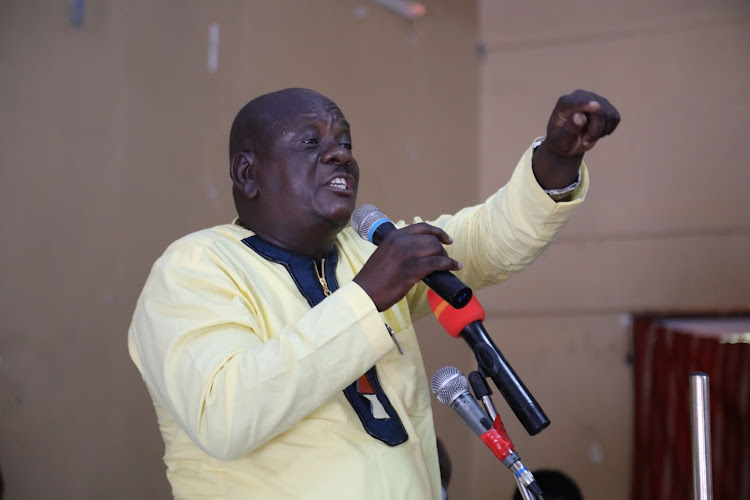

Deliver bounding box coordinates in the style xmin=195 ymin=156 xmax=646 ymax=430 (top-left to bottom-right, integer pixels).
xmin=128 ymin=145 xmax=588 ymax=499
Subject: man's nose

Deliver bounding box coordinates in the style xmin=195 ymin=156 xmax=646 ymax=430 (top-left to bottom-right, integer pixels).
xmin=321 ymin=142 xmax=353 ymax=166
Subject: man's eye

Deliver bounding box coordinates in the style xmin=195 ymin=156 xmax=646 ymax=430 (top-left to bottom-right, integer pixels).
xmin=302 ymin=138 xmax=318 ymax=145
xmin=341 ymin=142 xmax=352 ymax=150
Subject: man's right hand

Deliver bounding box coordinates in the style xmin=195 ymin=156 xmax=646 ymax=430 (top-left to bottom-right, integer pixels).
xmin=353 ymin=223 xmax=462 ymax=312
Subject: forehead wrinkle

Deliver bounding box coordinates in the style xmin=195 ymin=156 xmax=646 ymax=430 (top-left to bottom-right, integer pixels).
xmin=229 ymin=88 xmax=349 ymax=160
xmin=251 ymin=91 xmax=352 ymax=152
xmin=279 ymin=109 xmax=351 ymax=136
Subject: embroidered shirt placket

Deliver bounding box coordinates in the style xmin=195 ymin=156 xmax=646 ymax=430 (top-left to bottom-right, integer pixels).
xmin=316 ymin=257 xmax=402 ymax=354
xmin=241 ymin=236 xmax=409 ymax=446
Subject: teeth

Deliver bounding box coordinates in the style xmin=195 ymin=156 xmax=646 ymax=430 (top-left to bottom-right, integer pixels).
xmin=329 ymin=177 xmax=348 ymax=190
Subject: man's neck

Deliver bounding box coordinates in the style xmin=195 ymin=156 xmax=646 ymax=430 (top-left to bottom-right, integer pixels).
xmin=237 ymin=218 xmax=339 ymax=261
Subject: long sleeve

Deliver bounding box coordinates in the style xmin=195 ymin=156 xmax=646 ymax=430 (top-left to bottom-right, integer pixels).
xmin=405 ymin=143 xmax=589 ymax=319
xmin=128 ymin=237 xmax=394 ymax=461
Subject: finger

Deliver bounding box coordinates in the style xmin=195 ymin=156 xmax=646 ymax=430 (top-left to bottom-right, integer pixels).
xmin=551 ymin=98 xmax=600 ymax=135
xmin=394 ymin=232 xmax=446 ymax=254
xmin=555 ymin=92 xmax=603 ymax=115
xmin=596 ymin=96 xmax=620 ymax=136
xmin=401 ymin=222 xmax=454 ymax=245
xmin=551 ymin=109 xmax=588 ymax=141
xmin=604 ymin=108 xmax=621 ymax=136
xmin=415 ymin=255 xmax=463 ymax=276
xmin=582 ymin=111 xmax=606 ymax=145
xmin=391 ymin=233 xmax=463 ymax=272
xmin=431 ymin=255 xmax=463 ymax=271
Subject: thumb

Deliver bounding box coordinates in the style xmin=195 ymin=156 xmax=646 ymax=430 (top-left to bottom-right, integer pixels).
xmin=550 ymin=109 xmax=587 ymax=138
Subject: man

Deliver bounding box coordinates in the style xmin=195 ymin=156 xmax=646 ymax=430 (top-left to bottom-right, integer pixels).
xmin=128 ymin=88 xmax=619 ymax=499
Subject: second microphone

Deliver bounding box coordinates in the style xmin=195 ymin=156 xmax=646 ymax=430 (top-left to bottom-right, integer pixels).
xmin=350 ymin=204 xmax=472 ymax=309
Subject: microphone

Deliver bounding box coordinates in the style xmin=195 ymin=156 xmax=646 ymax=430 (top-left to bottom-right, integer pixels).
xmin=350 ymin=204 xmax=472 ymax=309
xmin=431 ymin=367 xmax=543 ymax=498
xmin=428 ymin=291 xmax=550 ymax=436
xmin=431 ymin=366 xmax=495 ymax=438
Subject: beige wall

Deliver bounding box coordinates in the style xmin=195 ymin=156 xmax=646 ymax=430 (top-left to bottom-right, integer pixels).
xmin=0 ymin=1 xmax=478 ymax=498
xmin=2 ymin=0 xmax=749 ymax=499
xmin=470 ymin=0 xmax=750 ymax=498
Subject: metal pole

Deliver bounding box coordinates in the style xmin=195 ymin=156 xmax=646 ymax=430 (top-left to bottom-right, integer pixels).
xmin=515 ymin=477 xmax=535 ymax=500
xmin=690 ymin=372 xmax=712 ymax=500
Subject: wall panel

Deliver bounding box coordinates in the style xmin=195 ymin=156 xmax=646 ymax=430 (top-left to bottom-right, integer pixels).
xmin=0 ymin=1 xmax=479 ymax=498
xmin=477 ymin=1 xmax=749 ymax=498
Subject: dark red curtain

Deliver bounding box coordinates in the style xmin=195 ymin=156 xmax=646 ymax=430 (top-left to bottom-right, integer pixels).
xmin=631 ymin=318 xmax=750 ymax=500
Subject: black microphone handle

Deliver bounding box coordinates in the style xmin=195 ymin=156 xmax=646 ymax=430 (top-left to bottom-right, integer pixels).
xmin=422 ymin=271 xmax=472 ymax=309
xmin=371 ymin=222 xmax=472 ymax=309
xmin=461 ymin=321 xmax=550 ymax=436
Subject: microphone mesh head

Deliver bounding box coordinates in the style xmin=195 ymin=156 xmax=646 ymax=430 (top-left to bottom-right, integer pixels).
xmin=350 ymin=204 xmax=387 ymax=241
xmin=431 ymin=366 xmax=468 ymax=406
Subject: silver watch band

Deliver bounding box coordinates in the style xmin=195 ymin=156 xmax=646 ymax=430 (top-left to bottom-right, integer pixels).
xmin=532 ymin=136 xmax=581 ymax=201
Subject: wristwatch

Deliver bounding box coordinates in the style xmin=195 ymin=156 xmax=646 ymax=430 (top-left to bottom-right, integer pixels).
xmin=533 ymin=137 xmax=581 ymax=202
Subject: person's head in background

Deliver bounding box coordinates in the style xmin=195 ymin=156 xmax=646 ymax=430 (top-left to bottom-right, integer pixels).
xmin=512 ymin=469 xmax=583 ymax=500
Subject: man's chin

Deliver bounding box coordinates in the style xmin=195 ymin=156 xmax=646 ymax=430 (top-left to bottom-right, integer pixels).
xmin=323 ymin=206 xmax=355 ymax=230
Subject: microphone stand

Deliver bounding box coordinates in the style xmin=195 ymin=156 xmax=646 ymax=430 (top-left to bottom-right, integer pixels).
xmin=514 ymin=474 xmax=536 ymax=500
xmin=469 ymin=370 xmax=543 ymax=500
xmin=512 ymin=464 xmax=537 ymax=500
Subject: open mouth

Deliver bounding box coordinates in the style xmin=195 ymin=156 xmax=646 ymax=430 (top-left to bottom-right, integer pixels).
xmin=328 ymin=177 xmax=350 ymax=191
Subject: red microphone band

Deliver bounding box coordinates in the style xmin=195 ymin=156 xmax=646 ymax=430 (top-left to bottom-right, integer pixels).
xmin=492 ymin=413 xmax=515 ymax=449
xmin=427 ymin=288 xmax=485 ymax=337
xmin=479 ymin=425 xmax=515 ymax=462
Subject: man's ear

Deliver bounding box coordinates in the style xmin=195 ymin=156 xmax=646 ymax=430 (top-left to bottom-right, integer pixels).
xmin=230 ymin=152 xmax=258 ymax=199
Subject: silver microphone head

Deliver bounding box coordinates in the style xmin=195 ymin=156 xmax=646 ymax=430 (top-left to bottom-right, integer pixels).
xmin=350 ymin=204 xmax=387 ymax=241
xmin=431 ymin=366 xmax=469 ymax=406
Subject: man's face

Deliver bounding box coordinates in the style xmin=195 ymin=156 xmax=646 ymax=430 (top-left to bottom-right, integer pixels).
xmin=255 ymin=95 xmax=360 ymax=233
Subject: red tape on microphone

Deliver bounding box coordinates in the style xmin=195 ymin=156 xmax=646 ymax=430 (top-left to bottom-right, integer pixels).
xmin=492 ymin=414 xmax=515 ymax=450
xmin=479 ymin=428 xmax=514 ymax=462
xmin=427 ymin=289 xmax=485 ymax=337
